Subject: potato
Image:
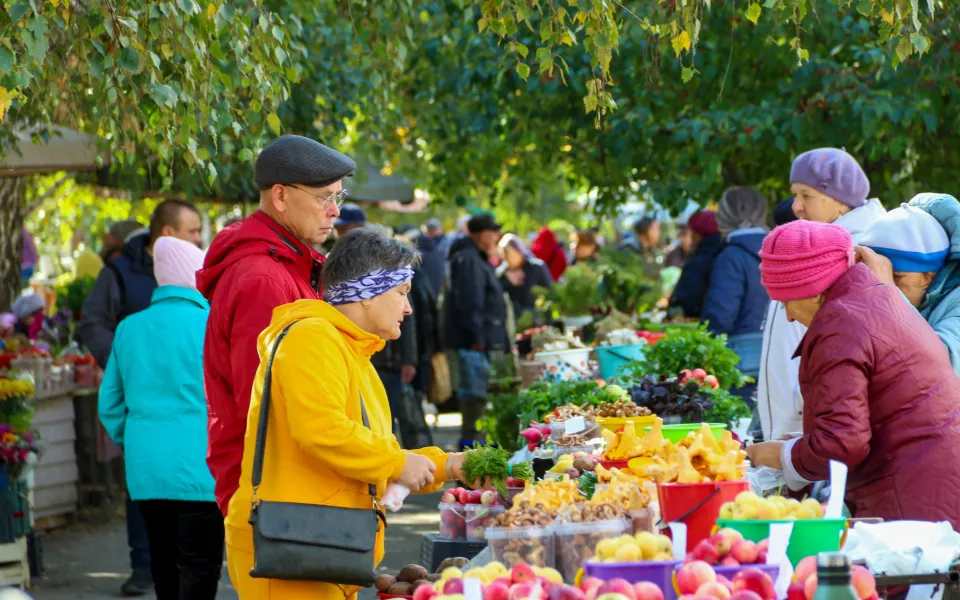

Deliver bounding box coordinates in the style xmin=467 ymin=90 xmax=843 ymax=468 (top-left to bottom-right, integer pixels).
xmin=375 ymin=574 xmax=397 ymax=592
xmin=427 ymin=573 xmax=442 ymax=582
xmin=435 ymin=557 xmax=468 ymax=573
xmin=398 ymin=564 xmax=429 ymax=583
xmin=387 ymin=582 xmax=413 ymax=596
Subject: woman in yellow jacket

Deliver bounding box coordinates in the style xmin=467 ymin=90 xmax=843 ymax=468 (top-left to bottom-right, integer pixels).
xmin=226 ymin=227 xmax=469 ymax=599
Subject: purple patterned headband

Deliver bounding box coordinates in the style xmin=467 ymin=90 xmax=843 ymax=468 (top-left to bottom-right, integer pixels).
xmin=324 ymin=267 xmax=415 ymax=306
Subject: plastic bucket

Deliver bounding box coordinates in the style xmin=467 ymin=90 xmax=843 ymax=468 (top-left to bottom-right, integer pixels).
xmin=715 ymin=518 xmax=847 ymax=566
xmin=534 ymin=348 xmax=593 ymax=381
xmin=644 ymin=423 xmax=727 ymax=443
xmin=658 ymin=480 xmax=749 ymax=547
xmin=597 ymin=414 xmax=658 ymax=435
xmin=596 ymin=342 xmax=647 ymax=380
xmin=584 ymin=560 xmax=681 ymax=599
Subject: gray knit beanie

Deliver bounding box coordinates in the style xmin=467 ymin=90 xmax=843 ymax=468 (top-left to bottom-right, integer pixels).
xmin=716 ymin=187 xmax=769 ymax=233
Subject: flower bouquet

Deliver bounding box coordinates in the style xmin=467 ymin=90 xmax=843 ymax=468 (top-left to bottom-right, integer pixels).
xmin=0 ymin=377 xmax=34 ymax=430
xmin=0 ymin=425 xmax=40 ymax=489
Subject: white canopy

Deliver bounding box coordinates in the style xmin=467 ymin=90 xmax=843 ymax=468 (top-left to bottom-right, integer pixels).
xmin=0 ymin=126 xmax=108 ymax=176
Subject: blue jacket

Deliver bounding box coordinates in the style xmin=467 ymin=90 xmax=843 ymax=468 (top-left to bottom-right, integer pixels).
xmin=99 ymin=286 xmax=214 ymax=502
xmin=701 ymin=229 xmax=770 ymax=337
xmin=670 ymin=234 xmax=724 ymax=318
xmin=908 ymin=193 xmax=960 ymax=374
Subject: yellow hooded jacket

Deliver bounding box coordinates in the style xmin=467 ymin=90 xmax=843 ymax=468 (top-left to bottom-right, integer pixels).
xmin=225 ymin=299 xmax=449 ymax=599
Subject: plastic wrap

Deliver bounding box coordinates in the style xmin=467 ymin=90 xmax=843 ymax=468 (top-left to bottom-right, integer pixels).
xmin=553 ymin=518 xmax=631 ymax=582
xmin=485 ymin=525 xmax=556 ymax=569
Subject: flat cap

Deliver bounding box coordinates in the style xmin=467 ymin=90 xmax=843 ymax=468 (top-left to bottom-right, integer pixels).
xmin=255 ymin=135 xmax=356 ymax=190
xmin=334 ymin=203 xmax=366 ymax=227
xmin=468 ymin=214 xmax=501 ymax=234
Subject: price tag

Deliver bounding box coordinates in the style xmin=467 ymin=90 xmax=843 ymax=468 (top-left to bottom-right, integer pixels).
xmin=565 ymin=416 xmax=586 ymax=434
xmin=464 ymin=578 xmax=483 ymax=600
xmin=826 ymin=460 xmax=848 ymax=519
xmin=668 ymin=522 xmax=687 ymax=560
xmin=768 ymin=522 xmax=795 ymax=599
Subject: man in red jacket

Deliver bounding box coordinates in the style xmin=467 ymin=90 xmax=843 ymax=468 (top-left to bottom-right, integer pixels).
xmin=197 ymin=135 xmax=355 ymax=514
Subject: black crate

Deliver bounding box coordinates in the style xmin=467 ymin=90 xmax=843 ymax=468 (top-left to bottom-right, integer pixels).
xmin=419 ymin=533 xmax=487 ymax=572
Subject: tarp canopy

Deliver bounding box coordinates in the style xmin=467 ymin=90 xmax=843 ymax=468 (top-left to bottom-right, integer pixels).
xmin=0 ymin=126 xmax=108 ymax=176
xmin=344 ymin=163 xmax=414 ymax=204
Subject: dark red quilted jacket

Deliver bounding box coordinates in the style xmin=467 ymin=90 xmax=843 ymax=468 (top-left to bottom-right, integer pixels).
xmin=792 ymin=264 xmax=960 ymax=529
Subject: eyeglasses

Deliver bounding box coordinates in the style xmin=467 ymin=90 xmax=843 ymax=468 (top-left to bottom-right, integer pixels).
xmin=288 ymin=184 xmax=349 ymax=208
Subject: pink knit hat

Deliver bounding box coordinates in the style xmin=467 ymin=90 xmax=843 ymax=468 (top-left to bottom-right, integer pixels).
xmin=153 ymin=237 xmax=205 ymax=289
xmin=759 ymin=220 xmax=855 ymax=302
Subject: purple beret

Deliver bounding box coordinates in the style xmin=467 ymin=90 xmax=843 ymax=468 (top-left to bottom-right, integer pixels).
xmin=790 ymin=148 xmax=870 ymax=208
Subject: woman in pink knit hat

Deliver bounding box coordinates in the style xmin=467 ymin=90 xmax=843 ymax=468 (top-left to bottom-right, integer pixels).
xmin=99 ymin=236 xmax=225 ymax=599
xmin=746 ymin=220 xmax=960 ymax=529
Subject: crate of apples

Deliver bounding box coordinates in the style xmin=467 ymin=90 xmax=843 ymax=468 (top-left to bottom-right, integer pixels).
xmin=421 ymin=562 xmax=580 ymax=600
xmin=719 ymin=492 xmax=824 ymax=521
xmin=790 ymin=556 xmax=877 ymax=600
xmin=685 ymin=528 xmax=769 ymax=567
xmin=677 ymin=560 xmax=778 ymax=600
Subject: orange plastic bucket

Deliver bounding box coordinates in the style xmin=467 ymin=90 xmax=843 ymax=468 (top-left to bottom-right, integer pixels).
xmin=657 ymin=480 xmax=749 ymax=547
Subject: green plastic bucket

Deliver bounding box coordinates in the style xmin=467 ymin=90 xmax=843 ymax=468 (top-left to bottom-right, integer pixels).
xmin=596 ymin=343 xmax=646 ymax=380
xmin=715 ymin=518 xmax=847 ymax=566
xmin=643 ymin=423 xmax=727 ymax=442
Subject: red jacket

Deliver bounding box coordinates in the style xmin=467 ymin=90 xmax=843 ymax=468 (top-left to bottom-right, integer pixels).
xmin=792 ymin=264 xmax=960 ymax=529
xmin=197 ymin=211 xmax=324 ymax=514
xmin=530 ymin=227 xmax=568 ymax=282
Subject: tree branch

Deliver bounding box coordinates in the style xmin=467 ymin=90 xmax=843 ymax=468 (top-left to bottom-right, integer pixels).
xmin=23 ymin=174 xmax=70 ymax=215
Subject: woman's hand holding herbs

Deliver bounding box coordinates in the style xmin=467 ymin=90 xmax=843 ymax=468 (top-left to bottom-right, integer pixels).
xmin=459 ymin=445 xmax=533 ymax=494
xmin=445 ymin=453 xmax=489 ymax=489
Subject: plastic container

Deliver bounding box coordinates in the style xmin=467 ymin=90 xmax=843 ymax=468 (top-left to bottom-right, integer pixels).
xmin=596 ymin=342 xmax=647 ymax=380
xmin=658 ymin=480 xmax=750 ymax=547
xmin=419 ymin=533 xmax=487 ymax=573
xmin=715 ymin=518 xmax=847 ymax=566
xmin=643 ymin=423 xmax=727 ymax=443
xmin=597 ymin=414 xmax=658 ymax=435
xmin=584 ymin=560 xmax=681 ymax=599
xmin=465 ymin=504 xmax=507 ymax=541
xmin=438 ymin=502 xmax=466 ymax=540
xmin=630 ymin=507 xmax=655 ymax=534
xmin=550 ymin=419 xmax=600 ymax=442
xmin=534 ymin=348 xmax=593 ymax=381
xmin=554 ymin=518 xmax=631 ymax=582
xmin=506 ymin=486 xmax=525 ymax=506
xmin=485 ymin=525 xmax=556 ymax=569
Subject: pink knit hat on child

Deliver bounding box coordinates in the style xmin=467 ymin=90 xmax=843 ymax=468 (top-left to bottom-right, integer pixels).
xmin=759 ymin=220 xmax=855 ymax=302
xmin=153 ymin=237 xmax=205 ymax=290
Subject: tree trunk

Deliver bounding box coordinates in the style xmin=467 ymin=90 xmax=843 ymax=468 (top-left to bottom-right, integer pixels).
xmin=0 ymin=176 xmax=26 ymax=311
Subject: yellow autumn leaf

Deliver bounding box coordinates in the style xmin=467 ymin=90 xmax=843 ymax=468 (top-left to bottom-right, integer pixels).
xmin=0 ymin=87 xmax=11 ymax=122
xmin=207 ymin=2 xmax=217 ymax=19
xmin=671 ymin=30 xmax=691 ymax=57
xmin=881 ymin=8 xmax=894 ymax=24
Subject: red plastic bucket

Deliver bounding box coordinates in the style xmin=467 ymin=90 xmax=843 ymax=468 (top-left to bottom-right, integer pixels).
xmin=657 ymin=480 xmax=749 ymax=548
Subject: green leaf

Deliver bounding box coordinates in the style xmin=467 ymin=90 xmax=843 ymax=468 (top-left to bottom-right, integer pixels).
xmin=681 ymin=66 xmax=695 ymax=83
xmin=745 ymin=3 xmax=762 ymax=24
xmin=6 ymin=1 xmax=30 ymax=22
xmin=117 ymin=16 xmax=139 ymax=32
xmin=178 ymin=0 xmax=200 ymax=15
xmin=0 ymin=47 xmax=14 ymax=75
xmin=478 ymin=17 xmax=488 ymax=33
xmin=149 ymin=51 xmax=161 ymax=68
xmin=516 ymin=62 xmax=530 ymax=81
xmin=147 ymin=83 xmax=178 ymax=108
xmin=119 ymin=47 xmax=142 ymax=73
xmin=238 ymin=148 xmax=254 ymax=162
xmin=923 ymin=112 xmax=938 ymax=132
xmin=515 ymin=43 xmax=529 ymax=58
xmin=197 ymin=147 xmax=211 ymax=161
xmin=23 ymin=15 xmax=48 ymax=63
xmin=763 ymin=0 xmax=779 ymax=7
xmin=275 ymin=47 xmax=286 ymax=64
xmin=271 ymin=25 xmax=284 ymax=42
xmin=910 ymin=33 xmax=930 ymax=55
xmin=266 ymin=112 xmax=281 ymax=135
xmin=855 ymin=0 xmax=873 ymax=16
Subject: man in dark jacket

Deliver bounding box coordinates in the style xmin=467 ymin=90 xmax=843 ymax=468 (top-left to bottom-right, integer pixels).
xmin=669 ymin=210 xmax=723 ymax=318
xmin=197 ymin=135 xmax=355 ymax=520
xmin=77 ymin=199 xmax=202 ymax=596
xmin=444 ymin=214 xmax=506 ymax=447
xmin=418 ymin=218 xmax=447 ymax=297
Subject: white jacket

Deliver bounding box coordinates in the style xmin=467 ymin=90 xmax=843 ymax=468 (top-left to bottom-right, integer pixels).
xmin=757 ymin=198 xmax=887 ymax=440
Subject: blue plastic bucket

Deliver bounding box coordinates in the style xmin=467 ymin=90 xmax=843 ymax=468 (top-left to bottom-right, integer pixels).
xmin=596 ymin=342 xmax=646 ymax=380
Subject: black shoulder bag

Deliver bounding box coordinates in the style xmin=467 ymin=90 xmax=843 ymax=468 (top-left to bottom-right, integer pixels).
xmin=248 ymin=321 xmax=387 ymax=585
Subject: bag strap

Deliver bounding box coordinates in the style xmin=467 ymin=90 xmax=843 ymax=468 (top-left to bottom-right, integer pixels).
xmin=251 ymin=320 xmax=379 ymax=506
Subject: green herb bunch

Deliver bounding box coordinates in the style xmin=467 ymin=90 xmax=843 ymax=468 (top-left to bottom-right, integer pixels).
xmin=461 ymin=445 xmax=533 ymax=495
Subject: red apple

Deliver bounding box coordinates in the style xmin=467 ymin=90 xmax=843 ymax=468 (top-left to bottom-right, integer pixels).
xmin=721 ymin=556 xmax=740 ymax=567
xmin=732 ymin=568 xmax=776 ymax=600
xmin=694 ymin=539 xmax=721 ymax=565
xmin=511 ymin=564 xmax=536 ymax=584
xmin=485 ymin=582 xmax=511 ymax=600
xmin=793 ymin=556 xmax=817 ymax=584
xmin=677 ymin=561 xmax=718 ymax=595
xmin=786 ymin=582 xmax=806 ymax=600
xmin=549 ymin=585 xmax=587 ymax=600
xmin=493 ymin=577 xmax=513 ymax=589
xmin=453 ymin=488 xmax=469 ymax=503
xmin=863 ymin=594 xmax=878 ymax=600
xmin=510 ymin=583 xmax=534 ymax=600
xmin=731 ymin=540 xmax=759 ymax=565
xmin=718 ymin=528 xmax=744 ymax=546
xmin=597 ymin=579 xmax=638 ymax=600
xmin=704 ymin=375 xmax=720 ymax=389
xmin=633 ymin=582 xmax=664 ymax=600
xmin=481 ymin=490 xmax=498 ymax=506
xmin=695 ymin=582 xmax=732 ymax=600
xmin=756 ymin=540 xmax=769 ymax=554
xmin=716 ymin=577 xmax=733 ymax=592
xmin=692 ymin=368 xmax=708 ymax=381
xmin=757 ymin=551 xmax=768 ymax=565
xmin=596 ymin=595 xmax=633 ymax=600
xmin=440 ymin=490 xmax=458 ymax=504
xmin=679 ymin=596 xmax=697 ymax=600
xmin=581 ymin=577 xmax=604 ymax=593
xmin=444 ymin=578 xmax=465 ymax=595
xmin=851 ymin=565 xmax=876 ymax=600
xmin=415 ymin=584 xmax=439 ymax=600
xmin=708 ymin=533 xmax=733 ymax=558
xmin=804 ymin=576 xmax=817 ymax=600
xmin=538 ymin=576 xmax=555 ymax=593
xmin=729 ymin=592 xmax=764 ymax=600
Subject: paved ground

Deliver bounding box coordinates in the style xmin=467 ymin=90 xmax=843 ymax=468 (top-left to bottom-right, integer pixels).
xmin=28 ymin=414 xmax=462 ymax=599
